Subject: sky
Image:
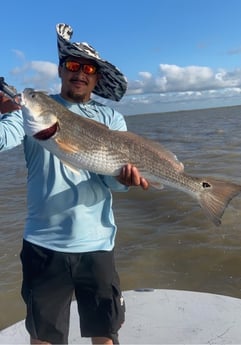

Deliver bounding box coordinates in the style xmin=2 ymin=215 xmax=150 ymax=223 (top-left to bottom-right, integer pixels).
xmin=2 ymin=0 xmax=241 ymax=115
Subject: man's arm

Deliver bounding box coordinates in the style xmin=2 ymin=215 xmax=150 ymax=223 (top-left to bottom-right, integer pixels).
xmin=0 ymin=92 xmax=24 ymax=151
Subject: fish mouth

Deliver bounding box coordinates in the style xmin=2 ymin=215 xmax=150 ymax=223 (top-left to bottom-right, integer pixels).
xmin=33 ymin=122 xmax=59 ymax=140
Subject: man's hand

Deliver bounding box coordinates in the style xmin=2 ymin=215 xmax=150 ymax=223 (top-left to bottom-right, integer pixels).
xmin=117 ymin=164 xmax=149 ymax=190
xmin=0 ymin=92 xmax=21 ymax=114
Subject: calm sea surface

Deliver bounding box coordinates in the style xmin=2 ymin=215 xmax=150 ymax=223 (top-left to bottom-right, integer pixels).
xmin=1 ymin=105 xmax=241 ymax=330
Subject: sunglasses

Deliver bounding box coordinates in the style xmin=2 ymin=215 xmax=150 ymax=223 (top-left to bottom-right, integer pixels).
xmin=64 ymin=61 xmax=98 ymax=75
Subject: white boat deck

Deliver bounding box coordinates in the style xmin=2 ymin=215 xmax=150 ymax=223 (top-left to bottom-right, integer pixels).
xmin=1 ymin=289 xmax=241 ymax=344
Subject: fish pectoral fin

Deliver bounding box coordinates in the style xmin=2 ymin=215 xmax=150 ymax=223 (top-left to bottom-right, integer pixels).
xmin=150 ymin=181 xmax=164 ymax=190
xmin=55 ymin=138 xmax=79 ymax=154
xmin=61 ymin=160 xmax=80 ymax=174
xmin=141 ymin=172 xmax=164 ymax=190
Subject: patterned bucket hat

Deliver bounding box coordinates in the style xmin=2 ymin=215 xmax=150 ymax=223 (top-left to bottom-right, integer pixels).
xmin=56 ymin=23 xmax=127 ymax=101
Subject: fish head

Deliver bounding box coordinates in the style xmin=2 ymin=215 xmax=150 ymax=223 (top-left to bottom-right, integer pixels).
xmin=21 ymin=88 xmax=58 ymax=139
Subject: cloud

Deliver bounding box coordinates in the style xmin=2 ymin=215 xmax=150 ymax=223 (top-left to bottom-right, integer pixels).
xmin=9 ymin=52 xmax=241 ymax=115
xmin=10 ymin=51 xmax=60 ymax=92
xmin=127 ymin=64 xmax=241 ymax=95
xmin=227 ymin=47 xmax=241 ymax=55
xmin=12 ymin=61 xmax=59 ymax=91
xmin=11 ymin=49 xmax=25 ymax=61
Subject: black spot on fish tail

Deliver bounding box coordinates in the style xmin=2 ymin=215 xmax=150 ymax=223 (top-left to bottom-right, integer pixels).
xmin=198 ymin=178 xmax=241 ymax=226
xmin=202 ymin=181 xmax=211 ymax=188
xmin=34 ymin=122 xmax=59 ymax=140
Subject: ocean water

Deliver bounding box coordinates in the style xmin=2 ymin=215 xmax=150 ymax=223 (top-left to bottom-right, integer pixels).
xmin=1 ymin=105 xmax=241 ymax=330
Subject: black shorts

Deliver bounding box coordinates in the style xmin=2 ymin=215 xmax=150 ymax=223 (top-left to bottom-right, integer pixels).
xmin=20 ymin=240 xmax=125 ymax=344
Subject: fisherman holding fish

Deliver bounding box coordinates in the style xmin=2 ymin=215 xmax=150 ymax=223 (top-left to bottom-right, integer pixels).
xmin=0 ymin=23 xmax=149 ymax=345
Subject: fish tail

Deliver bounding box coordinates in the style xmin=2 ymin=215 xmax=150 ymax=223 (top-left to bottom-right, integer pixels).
xmin=197 ymin=178 xmax=241 ymax=226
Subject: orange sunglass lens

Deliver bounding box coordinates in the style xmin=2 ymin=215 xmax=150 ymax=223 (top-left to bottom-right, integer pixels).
xmin=65 ymin=61 xmax=80 ymax=72
xmin=65 ymin=62 xmax=97 ymax=74
xmin=82 ymin=65 xmax=97 ymax=74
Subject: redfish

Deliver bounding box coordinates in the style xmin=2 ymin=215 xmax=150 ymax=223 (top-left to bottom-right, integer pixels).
xmin=22 ymin=88 xmax=241 ymax=226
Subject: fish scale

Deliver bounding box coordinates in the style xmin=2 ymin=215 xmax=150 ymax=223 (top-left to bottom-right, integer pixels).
xmin=21 ymin=88 xmax=241 ymax=226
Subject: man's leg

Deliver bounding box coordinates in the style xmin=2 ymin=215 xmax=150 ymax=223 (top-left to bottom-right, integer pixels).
xmin=20 ymin=240 xmax=74 ymax=344
xmin=91 ymin=337 xmax=113 ymax=345
xmin=74 ymin=250 xmax=124 ymax=344
xmin=30 ymin=338 xmax=51 ymax=344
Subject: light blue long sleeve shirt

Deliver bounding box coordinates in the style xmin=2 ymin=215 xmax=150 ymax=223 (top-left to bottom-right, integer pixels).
xmin=0 ymin=94 xmax=128 ymax=252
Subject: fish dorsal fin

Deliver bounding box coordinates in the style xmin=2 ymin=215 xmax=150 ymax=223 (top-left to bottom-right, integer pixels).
xmin=123 ymin=131 xmax=184 ymax=173
xmin=55 ymin=138 xmax=79 ymax=154
xmin=144 ymin=139 xmax=184 ymax=172
xmin=143 ymin=138 xmax=184 ymax=172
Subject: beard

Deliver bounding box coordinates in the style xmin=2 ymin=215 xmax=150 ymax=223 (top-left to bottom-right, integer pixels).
xmin=66 ymin=89 xmax=88 ymax=102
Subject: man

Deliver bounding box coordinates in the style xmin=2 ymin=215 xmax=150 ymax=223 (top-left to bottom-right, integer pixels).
xmin=0 ymin=23 xmax=148 ymax=345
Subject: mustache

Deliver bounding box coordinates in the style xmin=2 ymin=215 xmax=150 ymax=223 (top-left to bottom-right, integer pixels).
xmin=70 ymin=78 xmax=88 ymax=84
